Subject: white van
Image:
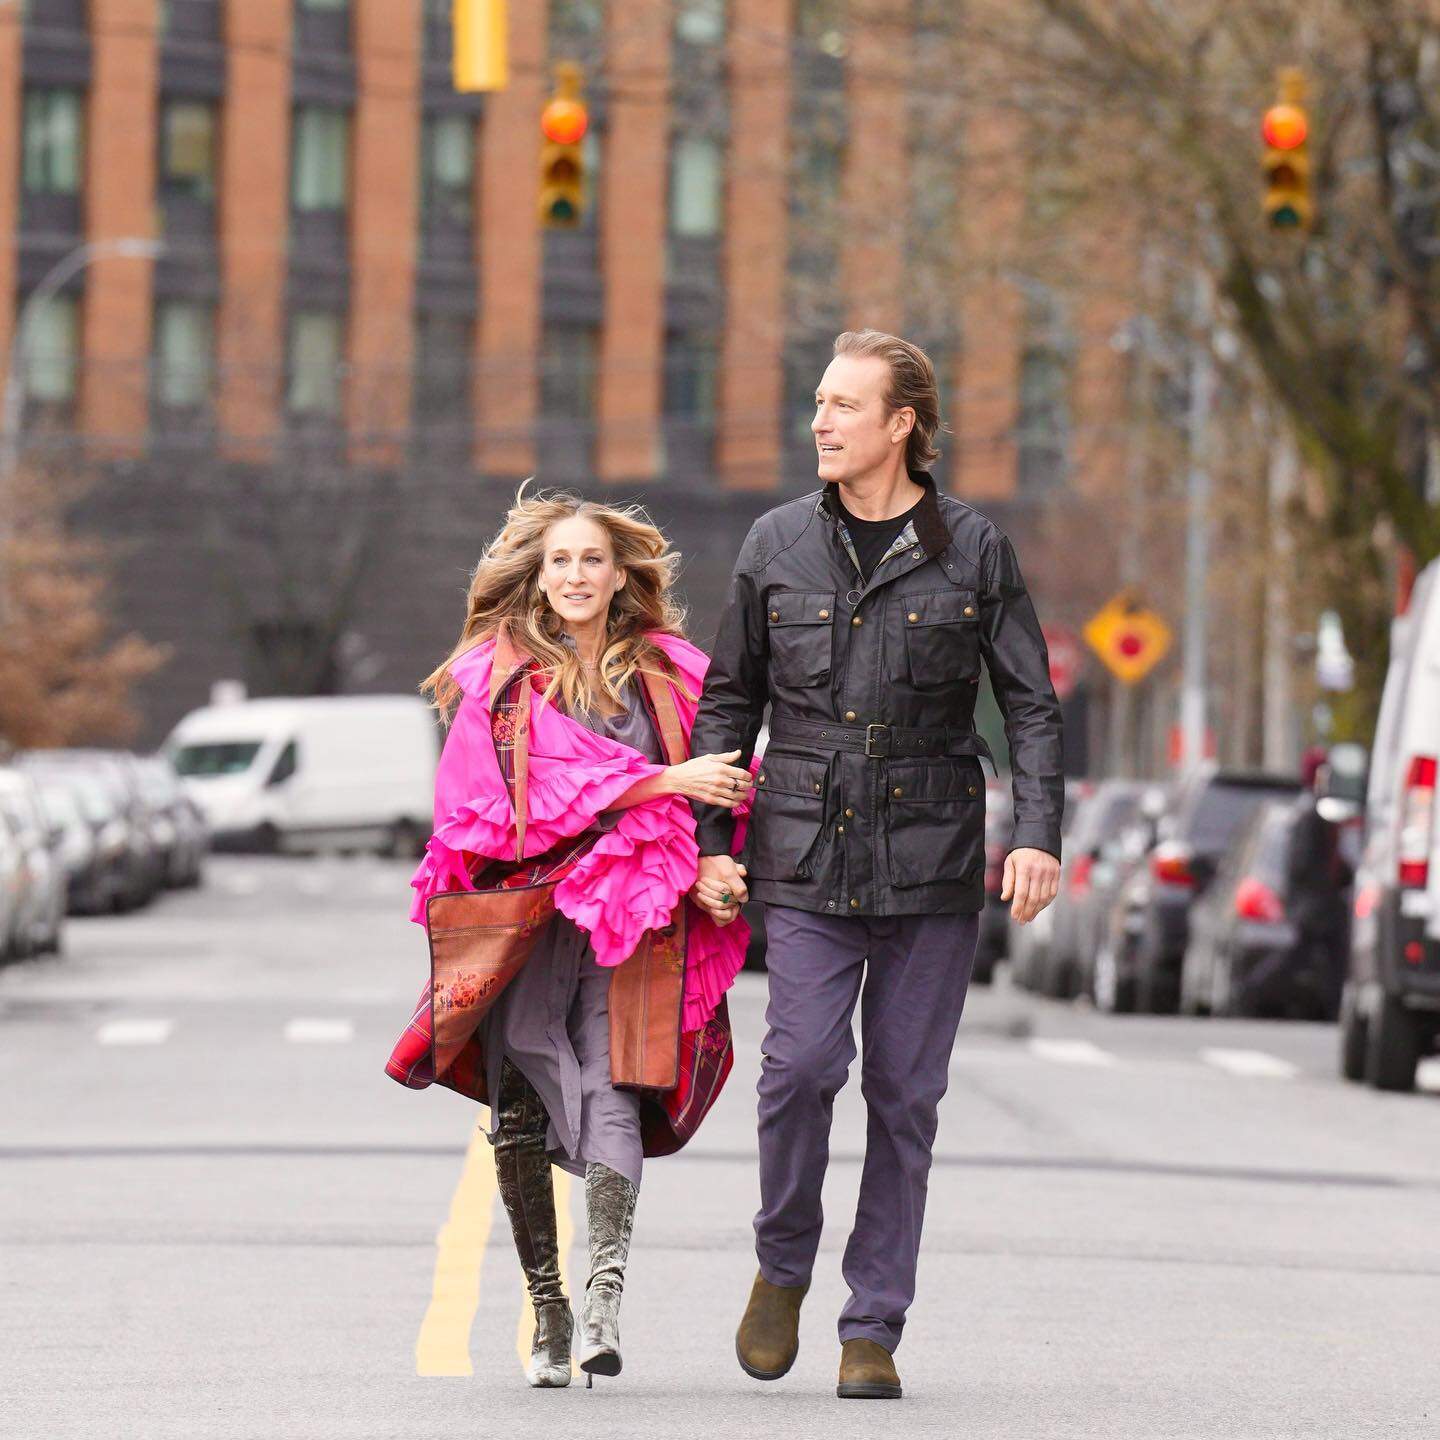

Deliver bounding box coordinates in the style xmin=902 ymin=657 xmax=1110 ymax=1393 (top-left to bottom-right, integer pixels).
xmin=165 ymin=696 xmax=439 ymax=856
xmin=1338 ymin=558 xmax=1440 ymax=1091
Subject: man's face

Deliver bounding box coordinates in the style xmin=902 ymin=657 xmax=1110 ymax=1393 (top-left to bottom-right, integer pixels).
xmin=811 ymin=354 xmax=912 ymax=486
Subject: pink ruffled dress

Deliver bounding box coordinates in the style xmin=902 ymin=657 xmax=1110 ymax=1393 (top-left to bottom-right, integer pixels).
xmin=407 ymin=631 xmax=752 ymax=1185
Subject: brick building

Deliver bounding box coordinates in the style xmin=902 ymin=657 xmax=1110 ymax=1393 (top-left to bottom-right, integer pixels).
xmin=0 ymin=0 xmax=1120 ymax=751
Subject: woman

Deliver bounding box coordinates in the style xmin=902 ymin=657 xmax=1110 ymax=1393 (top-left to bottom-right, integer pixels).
xmin=387 ymin=487 xmax=753 ymax=1388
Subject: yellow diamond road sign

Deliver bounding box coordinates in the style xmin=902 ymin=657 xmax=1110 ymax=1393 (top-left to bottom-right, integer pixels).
xmin=1083 ymin=593 xmax=1172 ymax=684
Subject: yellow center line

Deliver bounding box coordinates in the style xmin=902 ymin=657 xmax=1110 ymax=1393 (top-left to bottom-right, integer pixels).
xmin=414 ymin=1122 xmax=498 ymax=1377
xmin=514 ymin=1166 xmax=579 ymax=1375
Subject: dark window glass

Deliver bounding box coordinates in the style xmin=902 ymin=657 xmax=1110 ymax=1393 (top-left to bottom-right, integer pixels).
xmin=160 ymin=99 xmax=218 ymax=203
xmin=664 ymin=330 xmax=718 ymax=423
xmin=267 ymin=742 xmax=298 ymax=786
xmin=154 ymin=301 xmax=216 ymax=411
xmin=414 ymin=311 xmax=473 ymax=434
xmin=287 ymin=311 xmax=345 ymax=416
xmin=292 ymin=106 xmax=351 ymax=213
xmin=541 ymin=324 xmax=599 ymax=422
xmin=22 ymin=88 xmax=84 ymax=196
xmin=420 ymin=113 xmax=476 ymax=229
xmin=1187 ymin=783 xmax=1298 ymax=857
xmin=172 ymin=742 xmax=263 ymax=778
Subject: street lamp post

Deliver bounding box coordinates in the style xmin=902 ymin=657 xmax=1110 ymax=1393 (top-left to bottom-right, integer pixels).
xmin=0 ymin=235 xmax=163 ymax=621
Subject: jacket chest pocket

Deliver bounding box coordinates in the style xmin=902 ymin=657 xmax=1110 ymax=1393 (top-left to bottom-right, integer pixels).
xmin=744 ymin=751 xmax=829 ymax=881
xmin=884 ymin=759 xmax=984 ymax=887
xmin=899 ymin=589 xmax=980 ymax=689
xmin=766 ymin=590 xmax=835 ymax=689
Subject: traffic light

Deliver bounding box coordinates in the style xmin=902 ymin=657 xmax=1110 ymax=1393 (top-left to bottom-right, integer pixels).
xmin=1261 ymin=68 xmax=1312 ymax=231
xmin=539 ymin=63 xmax=588 ymax=229
xmin=453 ymin=0 xmax=508 ymax=93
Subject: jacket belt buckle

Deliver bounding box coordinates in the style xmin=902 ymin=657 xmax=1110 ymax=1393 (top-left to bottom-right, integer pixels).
xmin=864 ymin=723 xmax=891 ymax=758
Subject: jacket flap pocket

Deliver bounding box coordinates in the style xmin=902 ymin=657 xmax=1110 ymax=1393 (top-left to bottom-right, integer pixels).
xmin=886 ymin=760 xmax=983 ymax=804
xmin=766 ymin=590 xmax=837 ymax=627
xmin=901 ymin=589 xmax=978 ymax=629
xmin=754 ymin=751 xmax=829 ymax=799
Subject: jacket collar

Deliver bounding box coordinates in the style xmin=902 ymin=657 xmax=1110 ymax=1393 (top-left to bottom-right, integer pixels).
xmin=819 ymin=469 xmax=951 ymax=558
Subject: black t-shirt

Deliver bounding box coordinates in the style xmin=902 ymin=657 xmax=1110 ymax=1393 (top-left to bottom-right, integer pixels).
xmin=836 ymin=494 xmax=923 ymax=582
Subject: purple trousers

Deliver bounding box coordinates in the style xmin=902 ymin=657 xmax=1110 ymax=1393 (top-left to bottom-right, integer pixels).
xmin=755 ymin=905 xmax=980 ymax=1353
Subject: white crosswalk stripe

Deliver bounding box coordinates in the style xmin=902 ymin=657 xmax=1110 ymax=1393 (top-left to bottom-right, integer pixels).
xmin=97 ymin=1019 xmax=174 ymax=1046
xmin=1028 ymin=1038 xmax=1119 ymax=1067
xmin=284 ymin=1018 xmax=355 ymax=1044
xmin=1199 ymin=1047 xmax=1298 ymax=1080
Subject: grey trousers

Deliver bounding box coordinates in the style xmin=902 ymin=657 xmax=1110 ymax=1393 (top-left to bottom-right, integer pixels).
xmin=754 ymin=904 xmax=980 ymax=1352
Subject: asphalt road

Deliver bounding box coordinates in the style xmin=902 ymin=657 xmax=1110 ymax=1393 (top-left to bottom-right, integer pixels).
xmin=3 ymin=856 xmax=1437 ymax=1439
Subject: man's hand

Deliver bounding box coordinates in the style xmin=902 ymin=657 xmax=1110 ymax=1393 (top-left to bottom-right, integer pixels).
xmin=691 ymin=853 xmax=748 ymax=927
xmin=1002 ymin=847 xmax=1060 ymax=924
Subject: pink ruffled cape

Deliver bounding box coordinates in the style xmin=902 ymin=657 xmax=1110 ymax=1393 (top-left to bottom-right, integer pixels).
xmin=409 ymin=630 xmax=752 ymax=1032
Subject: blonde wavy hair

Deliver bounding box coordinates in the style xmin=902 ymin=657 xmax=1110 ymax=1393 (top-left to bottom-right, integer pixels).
xmin=422 ymin=483 xmax=692 ymax=723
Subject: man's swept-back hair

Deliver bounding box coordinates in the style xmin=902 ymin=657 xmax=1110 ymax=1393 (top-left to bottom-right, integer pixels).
xmin=832 ymin=328 xmax=946 ymax=471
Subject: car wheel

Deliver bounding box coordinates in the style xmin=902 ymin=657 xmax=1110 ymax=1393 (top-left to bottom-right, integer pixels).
xmin=1338 ymin=984 xmax=1366 ymax=1081
xmin=1365 ymin=992 xmax=1420 ymax=1092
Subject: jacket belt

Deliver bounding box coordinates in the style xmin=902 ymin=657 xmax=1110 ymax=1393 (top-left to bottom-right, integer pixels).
xmin=769 ymin=715 xmax=996 ymax=767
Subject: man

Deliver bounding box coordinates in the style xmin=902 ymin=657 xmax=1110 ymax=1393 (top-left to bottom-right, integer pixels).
xmin=688 ymin=329 xmax=1064 ymax=1400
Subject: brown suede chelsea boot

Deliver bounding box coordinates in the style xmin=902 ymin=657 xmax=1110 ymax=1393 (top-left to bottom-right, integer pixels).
xmin=836 ymin=1338 xmax=903 ymax=1399
xmin=735 ymin=1270 xmax=809 ymax=1380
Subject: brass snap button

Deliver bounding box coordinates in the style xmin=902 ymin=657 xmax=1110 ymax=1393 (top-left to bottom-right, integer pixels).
xmin=769 ymin=610 xmax=779 ymax=621
xmin=849 ymin=898 xmax=860 ymax=909
xmin=963 ymin=605 xmax=975 ymax=617
xmin=836 ymin=825 xmax=845 ymax=836
xmin=844 ymin=710 xmax=856 ymax=722
xmin=756 ymin=773 xmax=765 ymax=784
xmin=813 ymin=782 xmax=822 ymax=793
xmin=818 ymin=608 xmax=830 ymax=620
xmin=967 ymin=784 xmax=978 ymax=796
xmin=907 ymin=611 xmax=919 ymax=623
xmin=892 ymin=787 xmax=903 ymax=798
xmin=844 ymin=807 xmax=855 ymax=818
xmin=851 ymin=616 xmax=863 ymax=627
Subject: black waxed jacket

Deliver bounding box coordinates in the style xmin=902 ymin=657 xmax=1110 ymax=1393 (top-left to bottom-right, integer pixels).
xmin=690 ymin=472 xmax=1065 ymax=917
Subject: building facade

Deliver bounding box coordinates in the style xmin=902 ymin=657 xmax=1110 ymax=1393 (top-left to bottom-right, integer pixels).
xmin=0 ymin=0 xmax=1120 ymax=747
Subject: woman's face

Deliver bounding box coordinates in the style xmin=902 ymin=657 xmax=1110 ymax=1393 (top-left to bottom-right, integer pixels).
xmin=537 ymin=515 xmax=627 ymax=630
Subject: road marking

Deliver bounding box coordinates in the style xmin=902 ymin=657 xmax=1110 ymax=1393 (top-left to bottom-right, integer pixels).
xmin=416 ymin=1124 xmax=499 ymax=1377
xmin=1028 ymin=1038 xmax=1118 ymax=1067
xmin=514 ymin=1167 xmax=579 ymax=1378
xmin=1200 ymin=1048 xmax=1298 ymax=1080
xmin=97 ymin=1019 xmax=173 ymax=1046
xmin=283 ymin=1018 xmax=355 ymax=1044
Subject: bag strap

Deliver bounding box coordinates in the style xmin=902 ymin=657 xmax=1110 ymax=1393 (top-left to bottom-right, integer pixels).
xmin=639 ymin=655 xmax=688 ymax=767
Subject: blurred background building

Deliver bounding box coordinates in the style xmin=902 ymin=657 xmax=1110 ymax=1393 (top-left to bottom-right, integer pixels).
xmin=0 ymin=0 xmax=1125 ymax=752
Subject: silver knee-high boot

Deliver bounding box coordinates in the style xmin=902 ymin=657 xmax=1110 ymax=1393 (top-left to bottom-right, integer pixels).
xmin=493 ymin=1060 xmax=572 ymax=1388
xmin=578 ymin=1162 xmax=638 ymax=1384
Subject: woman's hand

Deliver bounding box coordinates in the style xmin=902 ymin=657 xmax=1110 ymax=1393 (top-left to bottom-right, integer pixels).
xmin=691 ymin=856 xmax=748 ymax=926
xmin=665 ymin=749 xmax=753 ymax=809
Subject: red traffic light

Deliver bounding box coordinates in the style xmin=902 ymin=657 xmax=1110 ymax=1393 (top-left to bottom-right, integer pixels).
xmin=1261 ymin=103 xmax=1307 ymax=150
xmin=542 ymin=98 xmax=588 ymax=146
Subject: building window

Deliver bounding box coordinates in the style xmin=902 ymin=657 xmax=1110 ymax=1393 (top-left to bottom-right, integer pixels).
xmin=551 ymin=0 xmax=604 ymax=41
xmin=664 ymin=330 xmax=718 ymax=424
xmin=288 ymin=311 xmax=345 ymax=417
xmin=22 ymin=293 xmax=79 ymax=405
xmin=1015 ymin=286 xmax=1073 ymax=494
xmin=154 ymin=301 xmax=215 ymax=411
xmin=22 ymin=88 xmax=84 ymax=196
xmin=160 ymin=100 xmax=218 ymax=203
xmin=676 ymin=0 xmax=724 ymax=43
xmin=298 ymin=0 xmax=348 ymax=9
xmin=291 ymin=106 xmax=351 ymax=213
xmin=669 ymin=134 xmax=722 ymax=238
xmin=420 ymin=113 xmax=476 ymax=230
xmin=541 ymin=324 xmax=599 ymax=423
xmin=414 ymin=311 xmax=473 ymax=441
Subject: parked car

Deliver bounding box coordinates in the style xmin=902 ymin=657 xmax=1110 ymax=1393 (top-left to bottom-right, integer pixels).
xmin=1339 ymin=556 xmax=1440 ymax=1091
xmin=166 ymin=696 xmax=438 ymax=856
xmin=971 ymin=778 xmax=1015 ymax=986
xmin=1082 ymin=785 xmax=1170 ymax=1011
xmin=0 ymin=798 xmax=28 ymax=960
xmin=134 ymin=754 xmax=207 ymax=888
xmin=26 ymin=766 xmax=130 ymax=914
xmin=1006 ymin=778 xmax=1092 ymax=992
xmin=1181 ymin=794 xmax=1351 ymax=1021
xmin=1116 ymin=767 xmax=1303 ymax=1014
xmin=1036 ymin=780 xmax=1147 ymax=999
xmin=0 ymin=767 xmax=66 ymax=956
xmin=21 ymin=751 xmax=164 ymax=910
